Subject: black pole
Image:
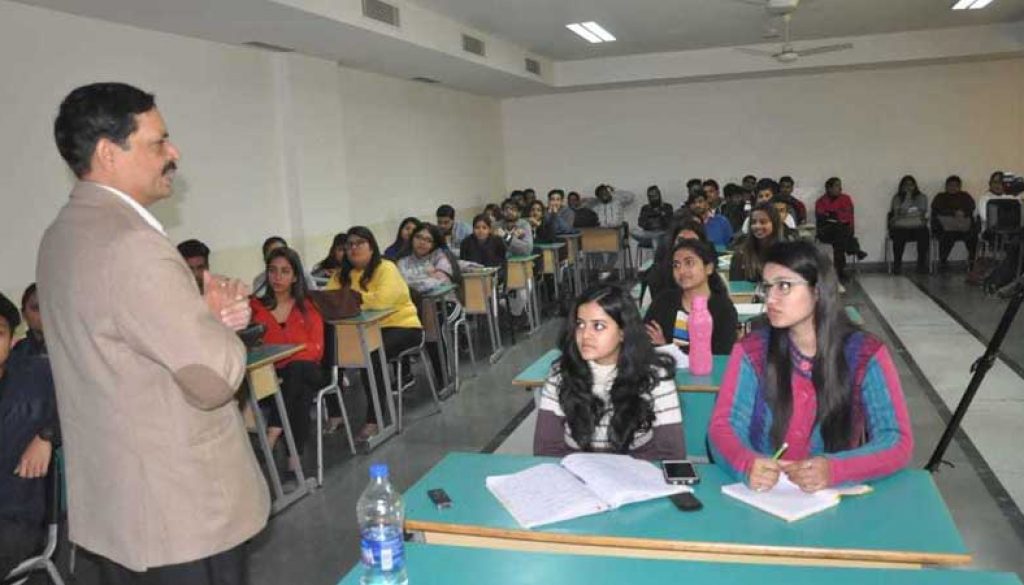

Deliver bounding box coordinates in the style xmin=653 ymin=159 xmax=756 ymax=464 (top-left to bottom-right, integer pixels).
xmin=925 ymin=284 xmax=1024 ymax=473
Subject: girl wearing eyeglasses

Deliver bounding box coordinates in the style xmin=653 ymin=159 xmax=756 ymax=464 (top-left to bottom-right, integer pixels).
xmin=644 ymin=239 xmax=739 ymax=367
xmin=709 ymin=240 xmax=912 ymax=493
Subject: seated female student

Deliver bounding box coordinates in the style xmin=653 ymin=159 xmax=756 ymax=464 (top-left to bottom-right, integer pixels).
xmin=645 ymin=239 xmax=739 ymax=367
xmin=645 ymin=218 xmax=708 ymax=298
xmin=249 ymin=247 xmax=324 ymax=463
xmin=311 ymin=232 xmax=347 ymax=282
xmin=729 ymin=202 xmax=785 ymax=283
xmin=460 ymin=213 xmax=506 ymax=268
xmin=398 ymin=222 xmax=463 ymax=384
xmin=383 ymin=217 xmax=421 ymax=261
xmin=534 ymin=285 xmax=685 ymax=461
xmin=709 ymin=241 xmax=913 ymax=492
xmin=327 ymin=226 xmax=423 ymax=439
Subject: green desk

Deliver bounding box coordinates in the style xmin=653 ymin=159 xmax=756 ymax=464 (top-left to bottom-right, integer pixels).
xmin=728 ymin=279 xmax=757 ymax=303
xmin=245 ymin=344 xmax=314 ymax=513
xmin=337 ymin=544 xmax=1012 ymax=585
xmin=512 ymin=351 xmax=728 ymax=460
xmin=846 ymin=305 xmax=864 ymax=325
xmin=404 ymin=453 xmax=971 ymax=568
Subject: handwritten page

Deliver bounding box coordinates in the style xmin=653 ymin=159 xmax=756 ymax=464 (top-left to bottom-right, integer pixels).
xmin=560 ymin=453 xmax=688 ymax=509
xmin=721 ymin=475 xmax=869 ymax=522
xmin=486 ymin=463 xmax=608 ymax=528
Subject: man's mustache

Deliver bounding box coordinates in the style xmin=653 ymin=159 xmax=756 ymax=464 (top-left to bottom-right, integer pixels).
xmin=162 ymin=161 xmax=177 ymax=175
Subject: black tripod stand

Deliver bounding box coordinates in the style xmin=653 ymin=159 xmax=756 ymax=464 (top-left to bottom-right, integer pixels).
xmin=926 ymin=273 xmax=1024 ymax=472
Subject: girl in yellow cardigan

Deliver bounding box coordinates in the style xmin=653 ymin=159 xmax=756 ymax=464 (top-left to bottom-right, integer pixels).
xmin=327 ymin=226 xmax=423 ymax=439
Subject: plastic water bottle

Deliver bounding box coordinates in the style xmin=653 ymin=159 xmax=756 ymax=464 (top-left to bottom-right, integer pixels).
xmin=689 ymin=296 xmax=713 ymax=376
xmin=357 ymin=463 xmax=408 ymax=585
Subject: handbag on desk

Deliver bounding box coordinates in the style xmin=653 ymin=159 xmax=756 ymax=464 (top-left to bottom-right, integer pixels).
xmin=309 ymin=288 xmax=362 ymax=320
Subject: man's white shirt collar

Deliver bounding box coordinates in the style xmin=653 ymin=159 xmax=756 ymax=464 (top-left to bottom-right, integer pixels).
xmin=91 ymin=182 xmax=167 ymax=236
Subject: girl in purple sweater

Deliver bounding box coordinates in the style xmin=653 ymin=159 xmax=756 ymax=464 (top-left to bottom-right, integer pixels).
xmin=709 ymin=241 xmax=912 ymax=492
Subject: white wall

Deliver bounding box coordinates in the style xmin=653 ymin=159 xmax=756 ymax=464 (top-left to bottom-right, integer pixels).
xmin=503 ymin=58 xmax=1024 ymax=261
xmin=0 ymin=0 xmax=505 ymax=310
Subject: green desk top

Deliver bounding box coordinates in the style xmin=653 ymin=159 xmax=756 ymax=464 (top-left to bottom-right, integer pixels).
xmin=512 ymin=349 xmax=728 ymax=392
xmin=846 ymin=305 xmax=864 ymax=325
xmin=337 ymin=544 xmax=1012 ymax=585
xmin=715 ymin=243 xmax=728 ymax=254
xmin=507 ymin=254 xmax=540 ymax=262
xmin=326 ymin=308 xmax=395 ymax=324
xmin=463 ymin=266 xmax=500 ymax=276
xmin=246 ymin=344 xmax=303 ymax=368
xmin=534 ymin=242 xmax=566 ymax=250
xmin=403 ymin=453 xmax=969 ymax=565
xmin=728 ymin=280 xmax=758 ymax=294
xmin=421 ymin=282 xmax=457 ymax=297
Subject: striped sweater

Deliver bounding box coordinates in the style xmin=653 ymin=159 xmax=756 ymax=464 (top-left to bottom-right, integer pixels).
xmin=708 ymin=328 xmax=913 ymax=486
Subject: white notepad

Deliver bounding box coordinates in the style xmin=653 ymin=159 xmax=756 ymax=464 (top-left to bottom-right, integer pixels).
xmin=486 ymin=453 xmax=689 ymax=529
xmin=722 ymin=475 xmax=871 ymax=522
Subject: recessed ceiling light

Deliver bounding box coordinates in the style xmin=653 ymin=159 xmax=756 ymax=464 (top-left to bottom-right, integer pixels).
xmin=952 ymin=0 xmax=995 ymax=9
xmin=581 ymin=22 xmax=616 ymax=42
xmin=566 ymin=23 xmax=602 ymax=43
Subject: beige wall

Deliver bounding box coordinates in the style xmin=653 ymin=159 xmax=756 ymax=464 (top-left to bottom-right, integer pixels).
xmin=0 ymin=0 xmax=504 ymax=312
xmin=502 ymin=58 xmax=1024 ymax=261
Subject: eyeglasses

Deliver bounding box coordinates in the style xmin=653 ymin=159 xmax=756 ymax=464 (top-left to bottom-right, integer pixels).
xmin=755 ymin=279 xmax=811 ymax=299
xmin=345 ymin=239 xmax=369 ymax=249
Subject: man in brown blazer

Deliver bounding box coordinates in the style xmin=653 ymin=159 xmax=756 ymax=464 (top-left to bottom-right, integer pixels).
xmin=37 ymin=83 xmax=269 ymax=584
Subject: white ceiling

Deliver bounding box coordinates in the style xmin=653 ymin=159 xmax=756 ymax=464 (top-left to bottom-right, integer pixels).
xmin=9 ymin=0 xmax=1024 ymax=97
xmin=413 ymin=0 xmax=1024 ymax=60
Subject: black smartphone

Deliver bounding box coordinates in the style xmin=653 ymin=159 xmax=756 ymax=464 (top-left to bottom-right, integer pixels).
xmin=662 ymin=460 xmax=700 ymax=485
xmin=670 ymin=492 xmax=703 ymax=512
xmin=427 ymin=488 xmax=452 ymax=509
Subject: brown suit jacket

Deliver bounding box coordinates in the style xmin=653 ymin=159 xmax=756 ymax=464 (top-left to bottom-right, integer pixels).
xmin=36 ymin=182 xmax=269 ymax=571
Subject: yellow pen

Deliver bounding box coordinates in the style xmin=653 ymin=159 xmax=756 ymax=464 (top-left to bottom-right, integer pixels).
xmin=771 ymin=442 xmax=789 ymax=461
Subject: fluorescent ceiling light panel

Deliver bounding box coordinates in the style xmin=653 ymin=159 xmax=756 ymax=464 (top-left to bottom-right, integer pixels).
xmin=566 ymin=23 xmax=602 ymax=43
xmin=952 ymin=0 xmax=995 ymax=9
xmin=581 ymin=21 xmax=616 ymax=42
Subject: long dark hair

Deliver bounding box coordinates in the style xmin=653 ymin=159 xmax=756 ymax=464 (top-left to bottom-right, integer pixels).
xmin=736 ymin=202 xmax=783 ymax=280
xmin=671 ymin=239 xmax=727 ymax=296
xmin=412 ymin=223 xmax=464 ymax=290
xmin=258 ymin=247 xmax=310 ymax=315
xmin=555 ymin=285 xmax=675 ymax=453
xmin=340 ymin=226 xmax=383 ymax=290
xmin=388 ymin=217 xmax=421 ymax=260
xmin=761 ymin=241 xmax=859 ymax=452
xmin=317 ymin=232 xmax=347 ymax=272
xmin=895 ymin=175 xmax=921 ymax=203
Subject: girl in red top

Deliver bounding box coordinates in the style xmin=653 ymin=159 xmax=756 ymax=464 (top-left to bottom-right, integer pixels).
xmin=250 ymin=247 xmax=324 ymax=463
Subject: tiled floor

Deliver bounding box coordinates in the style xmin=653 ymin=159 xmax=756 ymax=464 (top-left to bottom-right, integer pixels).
xmin=64 ymin=271 xmax=1024 ymax=584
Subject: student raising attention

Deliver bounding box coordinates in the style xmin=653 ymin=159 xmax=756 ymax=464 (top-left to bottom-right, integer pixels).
xmin=644 ymin=239 xmax=739 ymax=365
xmin=534 ymin=285 xmax=684 ymax=461
xmin=709 ymin=241 xmax=913 ymax=492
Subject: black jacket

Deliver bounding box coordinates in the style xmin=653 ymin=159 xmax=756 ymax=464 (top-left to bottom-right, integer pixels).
xmin=644 ymin=288 xmax=738 ymax=356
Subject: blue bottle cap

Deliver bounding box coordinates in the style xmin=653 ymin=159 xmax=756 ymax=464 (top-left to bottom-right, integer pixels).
xmin=369 ymin=463 xmax=389 ymax=479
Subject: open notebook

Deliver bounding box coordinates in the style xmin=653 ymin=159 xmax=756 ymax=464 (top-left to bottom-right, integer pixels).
xmin=722 ymin=475 xmax=872 ymax=522
xmin=486 ymin=453 xmax=689 ymax=529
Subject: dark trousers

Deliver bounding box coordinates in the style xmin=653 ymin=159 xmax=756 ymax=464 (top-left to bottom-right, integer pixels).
xmin=92 ymin=542 xmax=248 ymax=585
xmin=0 ymin=518 xmax=43 ymax=579
xmin=891 ymin=226 xmax=930 ymax=272
xmin=818 ymin=222 xmax=862 ymax=274
xmin=361 ymin=327 xmax=423 ymax=424
xmin=937 ymin=229 xmax=978 ymax=266
xmin=260 ymin=360 xmax=322 ymax=455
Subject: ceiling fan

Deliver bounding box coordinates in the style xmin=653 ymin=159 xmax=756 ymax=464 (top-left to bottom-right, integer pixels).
xmin=734 ymin=2 xmax=853 ymax=63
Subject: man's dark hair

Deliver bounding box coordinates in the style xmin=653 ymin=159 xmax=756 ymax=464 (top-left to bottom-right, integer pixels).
xmin=523 ymin=188 xmax=536 ymax=196
xmin=686 ymin=178 xmax=702 ymax=190
xmin=687 ymin=191 xmax=708 ymax=205
xmin=54 ymin=82 xmax=156 ymax=178
xmin=177 ymin=239 xmax=210 ymax=261
xmin=702 ymin=179 xmax=719 ymax=191
xmin=21 ymin=283 xmax=38 ymax=312
xmin=0 ymin=292 xmax=20 ymax=332
xmin=756 ymin=178 xmax=780 ymax=197
xmin=770 ymin=195 xmax=791 ymax=210
xmin=779 ymin=175 xmax=794 ymax=186
xmin=743 ymin=174 xmax=757 ymax=183
xmin=509 ymin=190 xmax=524 ymax=199
xmin=946 ymin=175 xmax=963 ymax=186
xmin=825 ymin=177 xmax=842 ymax=190
xmin=547 ymin=189 xmax=565 ymax=199
xmin=722 ymin=183 xmax=740 ymax=198
xmin=436 ymin=204 xmax=456 ymax=219
xmin=595 ymin=184 xmax=610 ymax=197
xmin=502 ymin=198 xmax=521 ymax=212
